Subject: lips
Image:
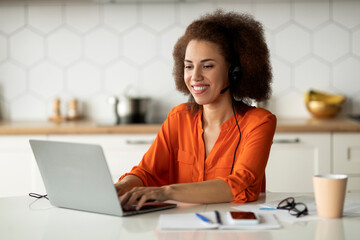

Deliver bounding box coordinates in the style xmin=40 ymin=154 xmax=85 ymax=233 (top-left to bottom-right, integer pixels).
xmin=192 ymin=85 xmax=209 ymax=94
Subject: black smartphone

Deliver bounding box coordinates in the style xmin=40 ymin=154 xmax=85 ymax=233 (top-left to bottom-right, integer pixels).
xmin=227 ymin=211 xmax=260 ymax=225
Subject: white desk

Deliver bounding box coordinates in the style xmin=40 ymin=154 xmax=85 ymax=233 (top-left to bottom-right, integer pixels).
xmin=0 ymin=192 xmax=359 ymax=240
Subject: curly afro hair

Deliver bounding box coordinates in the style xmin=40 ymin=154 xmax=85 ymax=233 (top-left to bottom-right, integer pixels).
xmin=172 ymin=9 xmax=272 ymax=113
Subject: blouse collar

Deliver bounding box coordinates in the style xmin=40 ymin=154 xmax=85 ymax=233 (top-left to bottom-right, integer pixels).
xmin=197 ymin=104 xmax=254 ymax=132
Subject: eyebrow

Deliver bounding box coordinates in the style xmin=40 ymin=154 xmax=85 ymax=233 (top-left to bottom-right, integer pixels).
xmin=184 ymin=58 xmax=216 ymax=63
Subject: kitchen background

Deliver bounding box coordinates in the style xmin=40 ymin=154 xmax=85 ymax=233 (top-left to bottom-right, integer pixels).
xmin=0 ymin=0 xmax=359 ymax=123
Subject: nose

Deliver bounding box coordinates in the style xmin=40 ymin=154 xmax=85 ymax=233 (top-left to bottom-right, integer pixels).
xmin=191 ymin=66 xmax=203 ymax=82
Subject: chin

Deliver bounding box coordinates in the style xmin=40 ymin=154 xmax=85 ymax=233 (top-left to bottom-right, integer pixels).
xmin=193 ymin=98 xmax=211 ymax=106
xmin=192 ymin=96 xmax=206 ymax=105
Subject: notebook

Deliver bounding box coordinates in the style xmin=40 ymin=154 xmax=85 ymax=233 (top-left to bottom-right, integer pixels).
xmin=158 ymin=211 xmax=280 ymax=230
xmin=29 ymin=139 xmax=176 ymax=217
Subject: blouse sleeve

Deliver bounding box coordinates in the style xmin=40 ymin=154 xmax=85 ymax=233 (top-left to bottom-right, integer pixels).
xmin=217 ymin=113 xmax=277 ymax=203
xmin=118 ymin=113 xmax=173 ymax=187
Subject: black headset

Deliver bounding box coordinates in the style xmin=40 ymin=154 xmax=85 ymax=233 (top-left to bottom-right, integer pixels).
xmin=221 ymin=43 xmax=242 ymax=94
xmin=220 ymin=65 xmax=242 ymax=94
xmin=216 ymin=28 xmax=243 ymax=175
xmin=228 ymin=64 xmax=242 ymax=85
xmin=227 ymin=40 xmax=242 ymax=175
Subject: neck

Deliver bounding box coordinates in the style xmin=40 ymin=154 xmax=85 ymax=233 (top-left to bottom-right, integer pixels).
xmin=202 ymin=95 xmax=234 ymax=128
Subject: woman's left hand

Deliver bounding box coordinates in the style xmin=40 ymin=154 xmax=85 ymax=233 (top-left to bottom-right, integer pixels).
xmin=120 ymin=186 xmax=170 ymax=211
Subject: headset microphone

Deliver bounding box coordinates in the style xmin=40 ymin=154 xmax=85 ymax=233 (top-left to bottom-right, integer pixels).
xmin=220 ymin=86 xmax=230 ymax=94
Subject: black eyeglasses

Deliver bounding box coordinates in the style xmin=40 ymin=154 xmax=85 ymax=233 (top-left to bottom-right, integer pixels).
xmin=277 ymin=197 xmax=308 ymax=218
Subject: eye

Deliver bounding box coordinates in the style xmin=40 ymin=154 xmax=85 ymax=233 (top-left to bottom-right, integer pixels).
xmin=184 ymin=65 xmax=193 ymax=69
xmin=203 ymin=65 xmax=214 ymax=69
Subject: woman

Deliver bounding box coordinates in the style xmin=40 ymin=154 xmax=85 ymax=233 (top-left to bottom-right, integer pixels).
xmin=115 ymin=10 xmax=276 ymax=210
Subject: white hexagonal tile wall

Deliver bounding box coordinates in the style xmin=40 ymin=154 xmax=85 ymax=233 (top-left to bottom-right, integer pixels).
xmin=293 ymin=1 xmax=329 ymax=29
xmin=84 ymin=28 xmax=119 ymax=65
xmin=160 ymin=26 xmax=185 ymax=61
xmin=0 ymin=6 xmax=24 ymax=34
xmin=333 ymin=1 xmax=360 ymax=28
xmin=67 ymin=62 xmax=101 ymax=97
xmin=141 ymin=60 xmax=174 ymax=97
xmin=264 ymin=30 xmax=275 ymax=51
xmin=272 ymin=91 xmax=308 ymax=118
xmin=85 ymin=93 xmax=114 ymax=122
xmin=275 ymin=25 xmax=310 ymax=62
xmin=28 ymin=5 xmax=62 ymax=33
xmin=214 ymin=2 xmax=253 ymax=14
xmin=48 ymin=28 xmax=82 ymax=66
xmin=0 ymin=99 xmax=9 ymax=120
xmin=141 ymin=4 xmax=176 ymax=32
xmin=123 ymin=27 xmax=157 ymax=64
xmin=10 ymin=29 xmax=44 ymax=66
xmin=10 ymin=94 xmax=46 ymax=120
xmin=0 ymin=63 xmax=26 ymax=100
xmin=270 ymin=58 xmax=291 ymax=96
xmin=161 ymin=91 xmax=188 ymax=113
xmin=333 ymin=57 xmax=360 ymax=95
xmin=178 ymin=2 xmax=215 ymax=27
xmin=0 ymin=35 xmax=6 ymax=63
xmin=294 ymin=59 xmax=330 ymax=92
xmin=105 ymin=60 xmax=139 ymax=95
xmin=313 ymin=24 xmax=350 ymax=62
xmin=353 ymin=29 xmax=360 ymax=57
xmin=29 ymin=62 xmax=63 ymax=99
xmin=65 ymin=4 xmax=100 ymax=33
xmin=148 ymin=91 xmax=188 ymax=123
xmin=104 ymin=4 xmax=137 ymax=32
xmin=255 ymin=2 xmax=291 ymax=30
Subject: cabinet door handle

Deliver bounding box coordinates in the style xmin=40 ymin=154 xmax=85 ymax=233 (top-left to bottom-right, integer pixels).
xmin=273 ymin=138 xmax=300 ymax=144
xmin=126 ymin=140 xmax=154 ymax=145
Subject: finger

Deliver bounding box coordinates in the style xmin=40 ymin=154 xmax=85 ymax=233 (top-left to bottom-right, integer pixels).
xmin=123 ymin=190 xmax=144 ymax=210
xmin=136 ymin=194 xmax=150 ymax=210
xmin=120 ymin=191 xmax=132 ymax=207
xmin=136 ymin=189 xmax=165 ymax=210
xmin=120 ymin=186 xmax=142 ymax=206
xmin=115 ymin=183 xmax=131 ymax=198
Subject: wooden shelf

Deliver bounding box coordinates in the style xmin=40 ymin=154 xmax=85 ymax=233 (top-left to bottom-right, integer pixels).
xmin=0 ymin=117 xmax=359 ymax=135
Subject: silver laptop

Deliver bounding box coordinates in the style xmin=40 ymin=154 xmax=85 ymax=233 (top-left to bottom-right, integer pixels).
xmin=29 ymin=139 xmax=176 ymax=217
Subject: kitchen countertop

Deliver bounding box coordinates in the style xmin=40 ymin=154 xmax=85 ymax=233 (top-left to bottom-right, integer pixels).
xmin=276 ymin=117 xmax=360 ymax=132
xmin=0 ymin=121 xmax=161 ymax=135
xmin=0 ymin=117 xmax=359 ymax=135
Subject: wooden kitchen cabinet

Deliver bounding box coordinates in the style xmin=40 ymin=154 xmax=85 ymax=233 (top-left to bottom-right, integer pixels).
xmin=0 ymin=135 xmax=46 ymax=198
xmin=47 ymin=134 xmax=156 ymax=183
xmin=333 ymin=133 xmax=360 ymax=192
xmin=266 ymin=133 xmax=331 ymax=192
xmin=1 ymin=131 xmax=358 ymax=197
xmin=0 ymin=134 xmax=155 ymax=198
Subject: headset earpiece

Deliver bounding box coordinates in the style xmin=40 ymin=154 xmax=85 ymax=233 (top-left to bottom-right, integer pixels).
xmin=228 ymin=64 xmax=242 ymax=85
xmin=221 ymin=65 xmax=241 ymax=94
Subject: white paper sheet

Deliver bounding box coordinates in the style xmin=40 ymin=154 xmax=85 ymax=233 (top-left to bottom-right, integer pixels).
xmin=158 ymin=211 xmax=281 ymax=230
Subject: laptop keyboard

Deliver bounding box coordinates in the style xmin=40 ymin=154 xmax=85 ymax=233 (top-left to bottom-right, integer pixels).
xmin=122 ymin=202 xmax=177 ymax=215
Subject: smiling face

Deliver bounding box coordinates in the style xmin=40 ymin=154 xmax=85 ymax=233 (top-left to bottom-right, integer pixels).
xmin=184 ymin=40 xmax=231 ymax=106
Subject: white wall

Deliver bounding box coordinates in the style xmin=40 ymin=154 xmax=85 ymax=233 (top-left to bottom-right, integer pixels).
xmin=0 ymin=0 xmax=359 ymax=122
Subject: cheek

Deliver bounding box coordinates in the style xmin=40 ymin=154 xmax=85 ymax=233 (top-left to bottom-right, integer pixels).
xmin=184 ymin=70 xmax=190 ymax=81
xmin=184 ymin=73 xmax=191 ymax=87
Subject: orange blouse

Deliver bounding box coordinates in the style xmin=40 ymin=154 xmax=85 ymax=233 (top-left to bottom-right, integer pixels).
xmin=119 ymin=103 xmax=277 ymax=203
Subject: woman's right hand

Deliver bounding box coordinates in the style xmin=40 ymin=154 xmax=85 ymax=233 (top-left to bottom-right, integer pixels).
xmin=114 ymin=181 xmax=127 ymax=197
xmin=114 ymin=175 xmax=144 ymax=198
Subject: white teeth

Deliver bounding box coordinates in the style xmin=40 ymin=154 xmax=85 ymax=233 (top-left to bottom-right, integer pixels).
xmin=193 ymin=86 xmax=208 ymax=91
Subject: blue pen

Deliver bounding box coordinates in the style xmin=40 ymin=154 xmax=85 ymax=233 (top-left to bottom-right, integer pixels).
xmin=259 ymin=207 xmax=276 ymax=210
xmin=196 ymin=213 xmax=213 ymax=223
